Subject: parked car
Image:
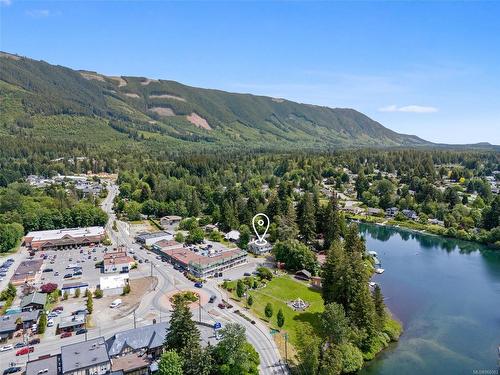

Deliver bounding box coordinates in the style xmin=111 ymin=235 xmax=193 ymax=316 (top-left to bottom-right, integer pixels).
xmin=43 ymin=268 xmax=53 ymax=273
xmin=243 ymin=272 xmax=251 ymax=277
xmin=138 ymin=259 xmax=143 ymax=263
xmin=3 ymin=366 xmax=22 ymax=374
xmin=194 ymin=282 xmax=203 ymax=288
xmin=209 ymin=295 xmax=217 ymax=303
xmin=54 ymin=271 xmax=59 ymax=276
xmin=53 ymin=306 xmax=64 ymax=311
xmin=28 ymin=338 xmax=40 ymax=345
xmin=73 ymin=271 xmax=83 ymax=276
xmin=15 ymin=346 xmax=34 ymax=356
xmin=0 ymin=344 xmax=13 ymax=352
xmin=47 ymin=319 xmax=54 ymax=327
xmin=218 ymin=303 xmax=226 ymax=309
xmin=110 ymin=299 xmax=122 ymax=308
xmin=75 ymin=328 xmax=87 ymax=335
xmin=13 ymin=342 xmax=25 ymax=349
xmin=63 ymin=273 xmax=73 ymax=279
xmin=60 ymin=332 xmax=72 ymax=338
xmin=48 ymin=312 xmax=58 ymax=318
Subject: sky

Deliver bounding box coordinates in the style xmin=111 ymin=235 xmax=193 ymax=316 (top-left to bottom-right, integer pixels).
xmin=1 ymin=1 xmax=499 ymax=145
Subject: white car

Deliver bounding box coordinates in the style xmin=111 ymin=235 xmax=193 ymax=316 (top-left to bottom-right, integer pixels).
xmin=0 ymin=344 xmax=13 ymax=351
xmin=47 ymin=319 xmax=54 ymax=327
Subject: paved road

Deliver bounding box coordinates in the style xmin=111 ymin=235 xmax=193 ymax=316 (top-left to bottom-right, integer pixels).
xmin=1 ymin=182 xmax=288 ymax=374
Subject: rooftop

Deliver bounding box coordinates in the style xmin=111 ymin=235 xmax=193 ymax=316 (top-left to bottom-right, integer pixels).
xmin=20 ymin=292 xmax=47 ymax=308
xmin=111 ymin=354 xmax=151 ymax=373
xmin=0 ymin=310 xmax=39 ymax=333
xmin=153 ymin=239 xmax=182 ymax=249
xmin=61 ymin=337 xmax=109 ymax=373
xmin=58 ymin=314 xmax=85 ymax=329
xmin=106 ymin=322 xmax=169 ymax=357
xmin=26 ymin=355 xmax=61 ymax=375
xmin=25 ymin=227 xmax=105 ymax=241
xmin=163 ymin=247 xmax=246 ymax=270
xmin=136 ymin=231 xmax=172 ymax=240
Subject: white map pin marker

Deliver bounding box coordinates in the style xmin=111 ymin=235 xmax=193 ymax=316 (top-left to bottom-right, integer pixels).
xmin=252 ymin=213 xmax=270 ymax=246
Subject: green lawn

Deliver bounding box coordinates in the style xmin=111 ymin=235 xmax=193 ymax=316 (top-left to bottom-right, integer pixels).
xmin=244 ymin=275 xmax=324 ymax=346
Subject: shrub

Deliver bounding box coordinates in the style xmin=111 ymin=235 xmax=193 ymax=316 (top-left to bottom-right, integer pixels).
xmin=257 ymin=267 xmax=273 ymax=281
xmin=40 ymin=283 xmax=58 ymax=294
xmin=265 ymin=303 xmax=273 ymax=318
xmin=122 ymin=284 xmax=131 ymax=295
xmin=94 ymin=288 xmax=103 ymax=298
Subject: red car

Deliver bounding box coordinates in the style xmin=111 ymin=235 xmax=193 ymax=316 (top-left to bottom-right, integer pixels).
xmin=218 ymin=303 xmax=226 ymax=309
xmin=60 ymin=332 xmax=72 ymax=338
xmin=16 ymin=346 xmax=34 ymax=356
xmin=53 ymin=306 xmax=63 ymax=312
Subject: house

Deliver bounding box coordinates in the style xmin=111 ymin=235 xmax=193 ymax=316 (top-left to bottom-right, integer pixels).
xmin=106 ymin=322 xmax=169 ymax=358
xmin=311 ymin=276 xmax=322 ymax=288
xmin=61 ymin=337 xmax=111 ymax=375
xmin=20 ymin=292 xmax=47 ymax=311
xmin=367 ymin=208 xmax=383 ymax=216
xmin=24 ymin=227 xmax=105 ymax=251
xmin=135 ymin=231 xmax=173 ymax=247
xmin=26 ymin=354 xmax=62 ymax=375
xmin=248 ymin=241 xmax=272 ymax=255
xmin=0 ymin=310 xmax=39 ymax=341
xmin=61 ymin=282 xmax=89 ymax=296
xmin=203 ymin=224 xmax=218 ymax=232
xmin=385 ymin=207 xmax=399 ymax=217
xmin=428 ymin=218 xmax=445 ymax=226
xmin=295 ymin=269 xmax=312 ymax=281
xmin=402 ymin=209 xmax=419 ymax=220
xmin=224 ymin=230 xmax=240 ymax=242
xmin=160 ymin=216 xmax=182 ymax=228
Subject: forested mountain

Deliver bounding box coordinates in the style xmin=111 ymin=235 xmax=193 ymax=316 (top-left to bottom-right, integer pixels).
xmin=0 ymin=51 xmax=429 ymax=153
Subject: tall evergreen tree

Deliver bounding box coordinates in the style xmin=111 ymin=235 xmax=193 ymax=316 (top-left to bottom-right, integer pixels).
xmin=298 ymin=193 xmax=317 ymax=243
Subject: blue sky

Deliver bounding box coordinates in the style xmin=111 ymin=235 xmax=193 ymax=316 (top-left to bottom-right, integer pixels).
xmin=1 ymin=1 xmax=499 ymax=144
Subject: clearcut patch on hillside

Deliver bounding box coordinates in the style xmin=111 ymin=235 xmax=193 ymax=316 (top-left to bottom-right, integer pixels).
xmin=186 ymin=112 xmax=212 ymax=130
xmin=110 ymin=76 xmax=127 ymax=87
xmin=150 ymin=107 xmax=175 ymax=116
xmin=149 ymin=94 xmax=186 ymax=102
xmin=80 ymin=71 xmax=105 ymax=82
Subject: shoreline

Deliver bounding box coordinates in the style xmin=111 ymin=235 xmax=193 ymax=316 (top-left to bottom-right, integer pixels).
xmin=346 ymin=214 xmax=499 ymax=250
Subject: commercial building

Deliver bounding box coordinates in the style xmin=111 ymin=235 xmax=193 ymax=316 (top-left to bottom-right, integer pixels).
xmin=61 ymin=282 xmax=89 ymax=296
xmin=24 ymin=227 xmax=106 ymax=251
xmin=103 ymin=251 xmax=134 ymax=274
xmin=135 ymin=231 xmax=173 ymax=247
xmin=26 ymin=355 xmax=62 ymax=375
xmin=159 ymin=247 xmax=247 ymax=278
xmin=61 ymin=337 xmax=111 ymax=375
xmin=248 ymin=241 xmax=272 ymax=255
xmin=152 ymin=240 xmax=182 ymax=253
xmin=10 ymin=259 xmax=43 ymax=285
xmin=0 ymin=310 xmax=39 ymax=341
xmin=57 ymin=314 xmax=86 ymax=333
xmin=20 ymin=292 xmax=47 ymax=311
xmin=99 ymin=274 xmax=129 ymax=296
xmin=106 ymin=322 xmax=169 ymax=358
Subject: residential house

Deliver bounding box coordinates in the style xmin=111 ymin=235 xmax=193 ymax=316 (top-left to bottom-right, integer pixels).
xmin=160 ymin=216 xmax=182 ymax=228
xmin=224 ymin=230 xmax=240 ymax=242
xmin=295 ymin=269 xmax=312 ymax=281
xmin=385 ymin=207 xmax=399 ymax=217
xmin=402 ymin=209 xmax=419 ymax=220
xmin=367 ymin=208 xmax=383 ymax=216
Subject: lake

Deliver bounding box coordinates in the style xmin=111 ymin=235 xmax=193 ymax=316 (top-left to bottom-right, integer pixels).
xmin=358 ymin=223 xmax=500 ymax=375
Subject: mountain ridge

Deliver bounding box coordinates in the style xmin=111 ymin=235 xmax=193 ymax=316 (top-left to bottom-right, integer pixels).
xmin=0 ymin=51 xmax=433 ymax=151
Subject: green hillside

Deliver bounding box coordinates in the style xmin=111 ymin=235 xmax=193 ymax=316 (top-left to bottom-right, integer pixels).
xmin=0 ymin=51 xmax=429 ymax=153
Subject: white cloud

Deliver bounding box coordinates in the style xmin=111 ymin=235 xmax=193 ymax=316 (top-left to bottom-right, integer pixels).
xmin=26 ymin=9 xmax=51 ymax=18
xmin=378 ymin=105 xmax=438 ymax=113
xmin=0 ymin=0 xmax=12 ymax=6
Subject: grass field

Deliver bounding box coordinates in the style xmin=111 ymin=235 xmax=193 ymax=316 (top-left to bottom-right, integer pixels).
xmin=242 ymin=276 xmax=325 ymax=347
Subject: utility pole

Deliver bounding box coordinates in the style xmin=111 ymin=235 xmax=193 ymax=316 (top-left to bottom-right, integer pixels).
xmin=198 ymin=293 xmax=202 ymax=323
xmin=133 ymin=309 xmax=136 ymax=329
